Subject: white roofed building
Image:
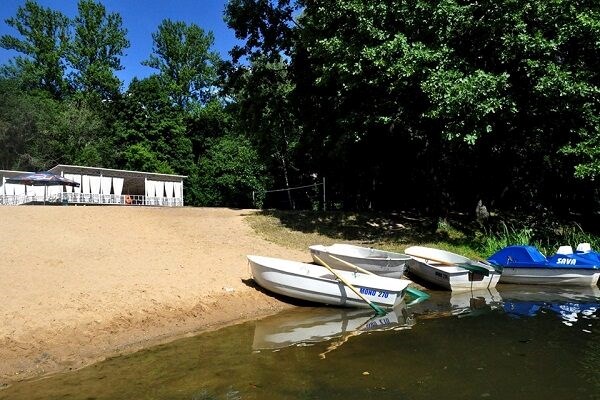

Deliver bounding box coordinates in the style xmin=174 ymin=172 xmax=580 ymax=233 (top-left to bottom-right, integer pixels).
xmin=0 ymin=164 xmax=187 ymax=206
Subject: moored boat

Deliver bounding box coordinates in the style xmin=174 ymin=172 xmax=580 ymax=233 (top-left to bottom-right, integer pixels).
xmin=404 ymin=246 xmax=501 ymax=292
xmin=487 ymin=245 xmax=600 ymax=286
xmin=309 ymin=243 xmax=410 ymax=278
xmin=247 ymin=255 xmax=412 ymax=310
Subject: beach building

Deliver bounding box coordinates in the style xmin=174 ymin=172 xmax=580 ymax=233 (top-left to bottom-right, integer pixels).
xmin=0 ymin=164 xmax=186 ymax=206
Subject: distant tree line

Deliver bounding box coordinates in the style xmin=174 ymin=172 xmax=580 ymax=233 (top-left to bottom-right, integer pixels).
xmin=1 ymin=0 xmax=600 ymax=228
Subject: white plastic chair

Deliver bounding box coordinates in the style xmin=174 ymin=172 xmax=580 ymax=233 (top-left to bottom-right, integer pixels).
xmin=556 ymin=245 xmax=574 ymax=255
xmin=576 ymin=243 xmax=592 ymax=253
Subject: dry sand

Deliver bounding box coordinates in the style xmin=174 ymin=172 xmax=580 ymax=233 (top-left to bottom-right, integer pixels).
xmin=0 ymin=206 xmax=309 ymax=384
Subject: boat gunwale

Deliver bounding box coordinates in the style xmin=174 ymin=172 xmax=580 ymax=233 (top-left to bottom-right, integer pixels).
xmin=309 ymin=244 xmax=411 ymax=262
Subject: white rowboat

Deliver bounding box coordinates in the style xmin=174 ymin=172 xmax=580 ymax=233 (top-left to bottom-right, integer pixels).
xmin=309 ymin=243 xmax=410 ymax=278
xmin=247 ymin=255 xmax=411 ymax=309
xmin=404 ymin=246 xmax=501 ymax=292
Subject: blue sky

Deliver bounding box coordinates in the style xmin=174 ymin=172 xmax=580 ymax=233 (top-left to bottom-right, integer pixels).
xmin=0 ymin=0 xmax=243 ymax=88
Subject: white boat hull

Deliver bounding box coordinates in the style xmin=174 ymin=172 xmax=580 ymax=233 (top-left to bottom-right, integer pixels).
xmin=248 ymin=255 xmax=411 ymax=309
xmin=309 ymin=244 xmax=409 ymax=278
xmin=406 ymin=257 xmax=501 ymax=292
xmin=499 ymin=267 xmax=600 ymax=286
xmin=404 ymin=246 xmax=501 ymax=292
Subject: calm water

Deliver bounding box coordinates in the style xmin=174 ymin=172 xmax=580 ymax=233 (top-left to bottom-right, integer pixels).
xmin=2 ymin=284 xmax=600 ymax=400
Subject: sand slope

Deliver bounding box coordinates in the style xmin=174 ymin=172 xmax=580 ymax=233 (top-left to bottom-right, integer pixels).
xmin=0 ymin=206 xmax=309 ymax=383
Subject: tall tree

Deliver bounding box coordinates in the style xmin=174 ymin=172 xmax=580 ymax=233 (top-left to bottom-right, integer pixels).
xmin=226 ymin=57 xmax=301 ymax=208
xmin=224 ymin=1 xmax=305 ymax=208
xmin=0 ymin=0 xmax=69 ymax=98
xmin=68 ymin=0 xmax=129 ymax=100
xmin=143 ymin=19 xmax=220 ymax=108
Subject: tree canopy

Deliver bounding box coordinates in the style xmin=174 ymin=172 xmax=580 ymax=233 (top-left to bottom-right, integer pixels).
xmin=1 ymin=0 xmax=599 ymax=219
xmin=68 ymin=0 xmax=129 ymax=99
xmin=0 ymin=0 xmax=69 ymax=97
xmin=143 ymin=19 xmax=221 ymax=108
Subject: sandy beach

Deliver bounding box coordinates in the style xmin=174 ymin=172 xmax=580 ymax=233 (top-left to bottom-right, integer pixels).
xmin=0 ymin=206 xmax=309 ymax=384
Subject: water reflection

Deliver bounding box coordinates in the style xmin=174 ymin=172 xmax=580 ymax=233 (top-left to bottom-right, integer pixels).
xmin=407 ymin=285 xmax=600 ymax=325
xmin=497 ymin=284 xmax=600 ymax=325
xmin=252 ymin=302 xmax=415 ymax=354
xmin=497 ymin=284 xmax=600 ymax=302
xmin=408 ymin=287 xmax=503 ymax=319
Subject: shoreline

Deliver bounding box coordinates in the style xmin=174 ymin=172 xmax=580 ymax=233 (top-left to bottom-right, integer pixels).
xmin=0 ymin=206 xmax=308 ymax=384
xmin=1 ymin=289 xmax=294 ymax=385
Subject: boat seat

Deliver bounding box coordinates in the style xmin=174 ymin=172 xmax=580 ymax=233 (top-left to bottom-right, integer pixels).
xmin=576 ymin=243 xmax=592 ymax=253
xmin=556 ymin=245 xmax=574 ymax=255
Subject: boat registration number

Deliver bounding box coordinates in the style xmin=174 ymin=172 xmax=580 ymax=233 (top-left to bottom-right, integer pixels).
xmin=359 ymin=287 xmax=389 ymax=298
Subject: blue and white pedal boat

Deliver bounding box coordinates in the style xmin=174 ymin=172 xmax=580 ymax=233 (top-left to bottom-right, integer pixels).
xmin=487 ymin=245 xmax=600 ymax=286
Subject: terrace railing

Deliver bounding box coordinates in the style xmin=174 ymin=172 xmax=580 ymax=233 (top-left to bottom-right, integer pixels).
xmin=0 ymin=192 xmax=183 ymax=207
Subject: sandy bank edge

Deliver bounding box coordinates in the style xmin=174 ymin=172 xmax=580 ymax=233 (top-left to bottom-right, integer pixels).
xmin=0 ymin=206 xmax=307 ymax=385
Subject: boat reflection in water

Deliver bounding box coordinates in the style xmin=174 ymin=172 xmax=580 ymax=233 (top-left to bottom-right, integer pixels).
xmin=251 ymin=285 xmax=598 ymax=357
xmin=408 ymin=285 xmax=600 ymax=324
xmin=408 ymin=287 xmax=503 ymax=319
xmin=252 ymin=301 xmax=415 ymax=356
xmin=496 ymin=284 xmax=600 ymax=325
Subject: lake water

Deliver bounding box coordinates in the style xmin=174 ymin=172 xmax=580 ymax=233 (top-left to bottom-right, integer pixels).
xmin=2 ymin=284 xmax=600 ymax=400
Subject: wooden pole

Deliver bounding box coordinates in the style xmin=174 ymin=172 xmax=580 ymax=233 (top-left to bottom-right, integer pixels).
xmin=322 ymin=177 xmax=326 ymax=211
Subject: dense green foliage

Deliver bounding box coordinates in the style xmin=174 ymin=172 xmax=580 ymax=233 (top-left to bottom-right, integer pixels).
xmin=224 ymin=0 xmax=600 ymax=224
xmin=197 ymin=133 xmax=268 ymax=207
xmin=2 ymin=0 xmax=600 ymax=233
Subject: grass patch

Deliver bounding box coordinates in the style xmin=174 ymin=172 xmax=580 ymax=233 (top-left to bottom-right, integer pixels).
xmin=246 ymin=209 xmax=600 ymax=259
xmin=246 ymin=209 xmax=487 ymax=258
